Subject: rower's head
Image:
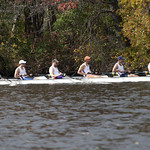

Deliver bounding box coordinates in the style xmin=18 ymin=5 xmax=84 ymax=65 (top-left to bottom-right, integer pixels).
xmin=117 ymin=56 xmax=124 ymax=63
xmin=52 ymin=59 xmax=59 ymax=67
xmin=84 ymin=56 xmax=91 ymax=64
xmin=19 ymin=60 xmax=26 ymax=67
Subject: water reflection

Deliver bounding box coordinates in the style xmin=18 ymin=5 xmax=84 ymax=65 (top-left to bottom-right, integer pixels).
xmin=0 ymin=83 xmax=150 ymax=150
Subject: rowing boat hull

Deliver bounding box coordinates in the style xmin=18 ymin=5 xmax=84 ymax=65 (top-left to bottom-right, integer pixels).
xmin=82 ymin=76 xmax=150 ymax=83
xmin=0 ymin=78 xmax=83 ymax=86
xmin=1 ymin=76 xmax=150 ymax=85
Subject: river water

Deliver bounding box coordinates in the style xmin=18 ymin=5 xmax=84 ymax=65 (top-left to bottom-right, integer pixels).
xmin=0 ymin=83 xmax=150 ymax=150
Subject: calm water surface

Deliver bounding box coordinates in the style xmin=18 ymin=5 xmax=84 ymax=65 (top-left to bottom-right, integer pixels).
xmin=0 ymin=83 xmax=150 ymax=150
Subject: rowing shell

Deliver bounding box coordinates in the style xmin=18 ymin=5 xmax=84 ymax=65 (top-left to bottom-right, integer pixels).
xmin=1 ymin=75 xmax=150 ymax=85
xmin=0 ymin=76 xmax=82 ymax=86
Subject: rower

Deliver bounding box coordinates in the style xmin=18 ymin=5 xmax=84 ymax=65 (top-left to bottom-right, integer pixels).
xmin=148 ymin=63 xmax=150 ymax=73
xmin=77 ymin=56 xmax=102 ymax=78
xmin=49 ymin=59 xmax=63 ymax=79
xmin=112 ymin=56 xmax=137 ymax=77
xmin=14 ymin=60 xmax=33 ymax=80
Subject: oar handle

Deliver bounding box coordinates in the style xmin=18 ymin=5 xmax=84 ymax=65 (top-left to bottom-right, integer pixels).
xmin=47 ymin=73 xmax=66 ymax=78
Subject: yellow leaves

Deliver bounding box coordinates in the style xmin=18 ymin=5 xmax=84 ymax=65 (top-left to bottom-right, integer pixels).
xmin=11 ymin=32 xmax=14 ymax=38
xmin=1 ymin=42 xmax=4 ymax=46
xmin=119 ymin=0 xmax=148 ymax=9
xmin=73 ymin=48 xmax=79 ymax=53
xmin=17 ymin=38 xmax=27 ymax=44
xmin=12 ymin=43 xmax=17 ymax=48
xmin=74 ymin=56 xmax=80 ymax=63
xmin=119 ymin=3 xmax=150 ymax=50
xmin=23 ymin=40 xmax=27 ymax=44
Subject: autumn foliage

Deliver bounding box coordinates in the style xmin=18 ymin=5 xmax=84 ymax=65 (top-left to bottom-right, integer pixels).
xmin=0 ymin=0 xmax=150 ymax=76
xmin=117 ymin=0 xmax=150 ymax=70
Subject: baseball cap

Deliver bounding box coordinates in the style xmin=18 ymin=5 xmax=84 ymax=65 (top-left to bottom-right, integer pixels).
xmin=19 ymin=60 xmax=26 ymax=64
xmin=52 ymin=59 xmax=59 ymax=63
xmin=117 ymin=56 xmax=124 ymax=60
xmin=84 ymin=56 xmax=91 ymax=61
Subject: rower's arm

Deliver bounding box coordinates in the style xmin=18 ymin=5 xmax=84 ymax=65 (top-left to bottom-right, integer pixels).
xmin=49 ymin=67 xmax=54 ymax=77
xmin=77 ymin=65 xmax=86 ymax=75
xmin=112 ymin=64 xmax=118 ymax=72
xmin=148 ymin=64 xmax=150 ymax=73
xmin=89 ymin=67 xmax=92 ymax=73
xmin=14 ymin=68 xmax=20 ymax=78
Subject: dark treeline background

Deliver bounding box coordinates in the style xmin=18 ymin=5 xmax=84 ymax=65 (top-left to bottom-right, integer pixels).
xmin=0 ymin=0 xmax=150 ymax=76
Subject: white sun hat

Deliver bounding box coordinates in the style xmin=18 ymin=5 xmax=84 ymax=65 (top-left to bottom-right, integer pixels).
xmin=19 ymin=60 xmax=26 ymax=64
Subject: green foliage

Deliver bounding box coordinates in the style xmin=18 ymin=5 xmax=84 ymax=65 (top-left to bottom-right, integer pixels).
xmin=54 ymin=2 xmax=122 ymax=72
xmin=0 ymin=0 xmax=149 ymax=75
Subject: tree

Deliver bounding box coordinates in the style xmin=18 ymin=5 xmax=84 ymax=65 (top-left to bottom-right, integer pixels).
xmin=0 ymin=0 xmax=126 ymax=75
xmin=117 ymin=0 xmax=150 ymax=71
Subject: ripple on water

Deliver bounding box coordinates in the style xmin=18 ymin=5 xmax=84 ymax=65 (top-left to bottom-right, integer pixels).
xmin=0 ymin=83 xmax=150 ymax=150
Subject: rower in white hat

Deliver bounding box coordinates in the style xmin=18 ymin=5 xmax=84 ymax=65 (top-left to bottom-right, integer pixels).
xmin=14 ymin=60 xmax=33 ymax=80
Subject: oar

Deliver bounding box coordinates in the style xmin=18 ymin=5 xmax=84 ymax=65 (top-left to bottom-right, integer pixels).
xmin=2 ymin=76 xmax=18 ymax=86
xmin=134 ymin=71 xmax=149 ymax=76
xmin=104 ymin=72 xmax=118 ymax=77
xmin=0 ymin=75 xmax=14 ymax=83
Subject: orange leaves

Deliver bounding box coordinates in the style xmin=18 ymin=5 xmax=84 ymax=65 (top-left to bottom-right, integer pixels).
xmin=22 ymin=0 xmax=79 ymax=10
xmin=57 ymin=1 xmax=78 ymax=12
xmin=14 ymin=0 xmax=79 ymax=12
xmin=51 ymin=0 xmax=78 ymax=11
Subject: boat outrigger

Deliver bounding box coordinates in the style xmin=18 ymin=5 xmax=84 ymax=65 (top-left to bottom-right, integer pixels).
xmin=1 ymin=75 xmax=150 ymax=86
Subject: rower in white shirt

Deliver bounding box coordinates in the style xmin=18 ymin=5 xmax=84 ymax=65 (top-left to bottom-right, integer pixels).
xmin=14 ymin=60 xmax=33 ymax=80
xmin=77 ymin=56 xmax=102 ymax=78
xmin=112 ymin=56 xmax=137 ymax=77
xmin=49 ymin=59 xmax=63 ymax=79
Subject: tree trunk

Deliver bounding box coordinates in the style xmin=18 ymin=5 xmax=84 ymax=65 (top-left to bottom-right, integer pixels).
xmin=24 ymin=0 xmax=44 ymax=37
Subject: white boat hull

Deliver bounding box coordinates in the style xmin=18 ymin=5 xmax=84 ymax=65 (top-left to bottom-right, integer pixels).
xmin=1 ymin=76 xmax=150 ymax=85
xmin=82 ymin=76 xmax=150 ymax=83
